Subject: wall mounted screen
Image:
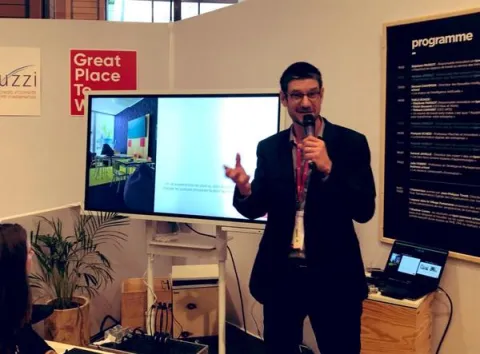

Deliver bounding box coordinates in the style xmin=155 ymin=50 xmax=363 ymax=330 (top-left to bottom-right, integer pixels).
xmin=84 ymin=92 xmax=282 ymax=226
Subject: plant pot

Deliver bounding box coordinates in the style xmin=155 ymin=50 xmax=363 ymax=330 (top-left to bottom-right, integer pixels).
xmin=44 ymin=295 xmax=90 ymax=346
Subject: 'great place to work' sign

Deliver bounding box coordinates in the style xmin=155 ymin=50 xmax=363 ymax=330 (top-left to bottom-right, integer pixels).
xmin=70 ymin=49 xmax=137 ymax=116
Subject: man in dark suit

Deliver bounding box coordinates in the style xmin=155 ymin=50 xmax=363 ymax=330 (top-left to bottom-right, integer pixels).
xmin=224 ymin=62 xmax=376 ymax=354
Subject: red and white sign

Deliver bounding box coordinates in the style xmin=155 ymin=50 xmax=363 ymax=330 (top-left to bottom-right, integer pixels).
xmin=70 ymin=49 xmax=137 ymax=116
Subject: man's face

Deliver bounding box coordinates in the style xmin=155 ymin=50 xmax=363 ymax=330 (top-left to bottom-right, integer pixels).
xmin=280 ymin=78 xmax=324 ymax=125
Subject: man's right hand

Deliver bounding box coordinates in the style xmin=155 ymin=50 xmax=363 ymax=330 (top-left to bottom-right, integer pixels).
xmin=224 ymin=153 xmax=251 ymax=197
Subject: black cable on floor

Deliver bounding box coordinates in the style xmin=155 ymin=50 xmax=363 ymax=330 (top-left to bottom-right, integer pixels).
xmin=227 ymin=244 xmax=246 ymax=334
xmin=436 ymin=286 xmax=453 ymax=354
xmin=184 ymin=223 xmax=247 ymax=335
xmin=251 ymin=301 xmax=262 ymax=338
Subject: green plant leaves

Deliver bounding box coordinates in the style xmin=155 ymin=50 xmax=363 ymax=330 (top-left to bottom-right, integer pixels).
xmin=29 ymin=211 xmax=129 ymax=310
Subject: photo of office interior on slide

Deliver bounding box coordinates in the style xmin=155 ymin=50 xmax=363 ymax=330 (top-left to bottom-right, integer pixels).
xmin=86 ymin=96 xmax=156 ymax=214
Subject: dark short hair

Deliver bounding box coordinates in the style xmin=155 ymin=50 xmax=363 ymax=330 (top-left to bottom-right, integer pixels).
xmin=280 ymin=62 xmax=323 ymax=93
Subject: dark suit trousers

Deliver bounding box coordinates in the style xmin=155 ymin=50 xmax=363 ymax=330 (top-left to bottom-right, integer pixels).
xmin=262 ymin=260 xmax=364 ymax=354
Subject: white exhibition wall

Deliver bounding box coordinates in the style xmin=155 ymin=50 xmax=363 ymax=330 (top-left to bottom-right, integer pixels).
xmin=0 ymin=19 xmax=175 ymax=333
xmin=1 ymin=0 xmax=480 ymax=352
xmin=0 ymin=19 xmax=171 ymax=218
xmin=173 ymin=0 xmax=480 ymax=353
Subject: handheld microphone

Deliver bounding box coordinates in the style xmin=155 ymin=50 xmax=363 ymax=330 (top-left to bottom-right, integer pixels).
xmin=303 ymin=114 xmax=316 ymax=169
xmin=303 ymin=114 xmax=316 ymax=137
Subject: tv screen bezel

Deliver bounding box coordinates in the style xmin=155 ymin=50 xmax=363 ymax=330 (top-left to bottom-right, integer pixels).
xmin=83 ymin=89 xmax=287 ymax=229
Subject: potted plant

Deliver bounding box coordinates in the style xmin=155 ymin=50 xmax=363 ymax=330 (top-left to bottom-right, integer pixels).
xmin=29 ymin=211 xmax=129 ymax=346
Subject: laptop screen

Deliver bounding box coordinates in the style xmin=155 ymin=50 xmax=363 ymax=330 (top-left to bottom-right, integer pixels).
xmin=384 ymin=241 xmax=449 ymax=286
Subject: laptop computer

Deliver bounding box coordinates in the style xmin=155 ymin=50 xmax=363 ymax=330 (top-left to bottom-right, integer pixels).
xmin=374 ymin=240 xmax=449 ymax=300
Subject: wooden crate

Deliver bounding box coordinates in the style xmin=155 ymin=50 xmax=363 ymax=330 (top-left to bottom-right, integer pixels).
xmin=361 ymin=293 xmax=434 ymax=353
xmin=121 ymin=277 xmax=172 ymax=332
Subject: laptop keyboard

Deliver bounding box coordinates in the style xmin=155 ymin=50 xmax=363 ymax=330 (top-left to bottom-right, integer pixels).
xmin=380 ymin=285 xmax=411 ymax=299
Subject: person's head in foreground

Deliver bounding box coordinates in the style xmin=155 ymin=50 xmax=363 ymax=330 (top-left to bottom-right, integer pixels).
xmin=0 ymin=223 xmax=33 ymax=353
xmin=280 ymin=61 xmax=325 ymax=130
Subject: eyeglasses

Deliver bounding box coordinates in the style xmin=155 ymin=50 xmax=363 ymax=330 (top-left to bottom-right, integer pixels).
xmin=287 ymin=91 xmax=321 ymax=103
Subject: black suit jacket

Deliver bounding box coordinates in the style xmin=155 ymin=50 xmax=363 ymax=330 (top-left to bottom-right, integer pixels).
xmin=233 ymin=119 xmax=376 ymax=305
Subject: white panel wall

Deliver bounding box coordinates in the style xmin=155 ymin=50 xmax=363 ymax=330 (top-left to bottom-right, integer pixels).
xmin=0 ymin=19 xmax=171 ymax=219
xmin=173 ymin=1 xmax=480 ymax=353
xmin=0 ymin=18 xmax=173 ymax=335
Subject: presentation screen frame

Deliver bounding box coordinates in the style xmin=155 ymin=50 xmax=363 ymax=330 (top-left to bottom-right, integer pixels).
xmin=82 ymin=89 xmax=288 ymax=229
xmin=379 ymin=8 xmax=480 ymax=264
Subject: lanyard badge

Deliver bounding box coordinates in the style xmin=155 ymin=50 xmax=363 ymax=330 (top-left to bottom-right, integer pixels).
xmin=295 ymin=147 xmax=309 ymax=207
xmin=292 ymin=147 xmax=309 ymax=250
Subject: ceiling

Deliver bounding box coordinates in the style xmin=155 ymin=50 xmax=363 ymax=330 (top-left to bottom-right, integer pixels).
xmin=91 ymin=97 xmax=144 ymax=115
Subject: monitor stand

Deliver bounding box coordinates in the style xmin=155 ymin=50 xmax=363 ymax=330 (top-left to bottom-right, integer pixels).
xmin=145 ymin=220 xmax=228 ymax=354
xmin=150 ymin=233 xmax=216 ymax=250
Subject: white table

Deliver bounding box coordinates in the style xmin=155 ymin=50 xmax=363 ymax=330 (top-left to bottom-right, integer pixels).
xmin=47 ymin=341 xmax=109 ymax=353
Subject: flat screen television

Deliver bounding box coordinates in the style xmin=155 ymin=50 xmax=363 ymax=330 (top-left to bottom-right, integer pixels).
xmin=83 ymin=90 xmax=284 ymax=227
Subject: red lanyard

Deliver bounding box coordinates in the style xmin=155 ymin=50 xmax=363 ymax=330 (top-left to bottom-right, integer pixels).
xmin=296 ymin=147 xmax=309 ymax=204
